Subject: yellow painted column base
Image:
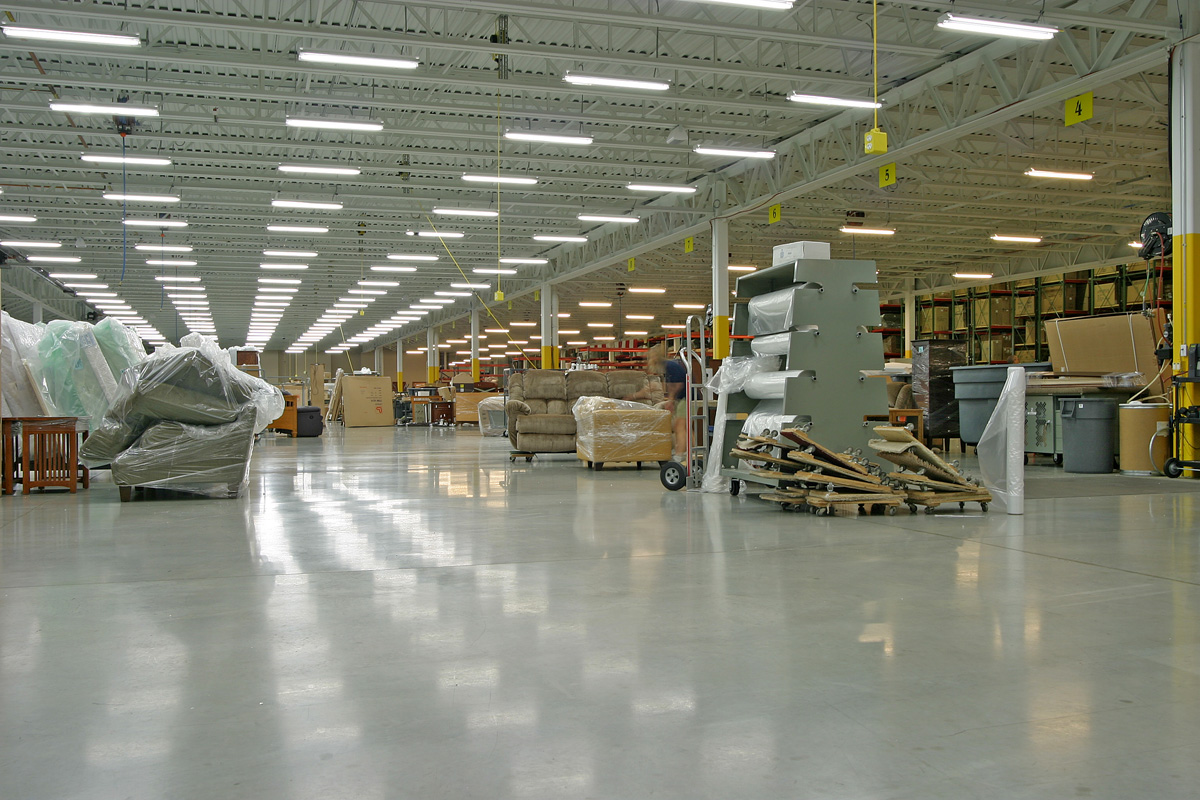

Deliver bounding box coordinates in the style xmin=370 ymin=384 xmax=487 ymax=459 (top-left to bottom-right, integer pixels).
xmin=471 ymin=359 xmax=481 ymax=382
xmin=1175 ymin=232 xmax=1200 ymax=468
xmin=427 ymin=365 xmax=439 ymax=383
xmin=396 ymin=371 xmax=403 ymax=391
xmin=713 ymin=315 xmax=730 ymax=360
xmin=541 ymin=346 xmax=559 ymax=369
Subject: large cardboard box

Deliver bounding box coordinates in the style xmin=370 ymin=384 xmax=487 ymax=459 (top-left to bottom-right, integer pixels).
xmin=953 ymin=304 xmax=968 ymax=331
xmin=575 ymin=408 xmax=672 ymax=465
xmin=933 ymin=306 xmax=951 ymax=332
xmin=1094 ymin=283 xmax=1119 ymax=309
xmin=772 ymin=240 xmax=830 ymax=265
xmin=972 ymin=296 xmax=1013 ymax=325
xmin=1015 ymin=295 xmax=1036 ymax=318
xmin=1044 ymin=311 xmax=1167 ymax=394
xmin=340 ymin=376 xmax=396 ymax=427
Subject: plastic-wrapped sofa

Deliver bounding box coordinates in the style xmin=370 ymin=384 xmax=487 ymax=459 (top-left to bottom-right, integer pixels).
xmin=80 ymin=335 xmax=284 ymax=499
xmin=505 ymin=369 xmax=663 ymax=459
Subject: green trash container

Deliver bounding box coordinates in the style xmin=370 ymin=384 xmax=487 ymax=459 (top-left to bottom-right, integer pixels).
xmin=1060 ymin=398 xmax=1117 ymax=473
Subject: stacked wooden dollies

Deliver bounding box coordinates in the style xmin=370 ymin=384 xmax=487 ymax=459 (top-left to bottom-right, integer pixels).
xmin=868 ymin=426 xmax=992 ymax=514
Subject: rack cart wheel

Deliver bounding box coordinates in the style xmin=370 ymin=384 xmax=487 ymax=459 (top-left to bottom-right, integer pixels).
xmin=1164 ymin=458 xmax=1184 ymax=478
xmin=887 ymin=506 xmax=897 ymax=516
xmin=660 ymin=461 xmax=687 ymax=491
xmin=980 ymin=502 xmax=989 ymax=512
xmin=1052 ymin=453 xmax=1063 ymax=466
xmin=730 ymin=479 xmax=741 ymax=496
xmin=907 ymin=503 xmax=918 ymax=514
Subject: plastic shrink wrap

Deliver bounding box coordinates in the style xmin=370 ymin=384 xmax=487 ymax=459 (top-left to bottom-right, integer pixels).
xmin=478 ymin=395 xmax=508 ymax=437
xmin=750 ymin=332 xmax=793 ymax=356
xmin=81 ymin=336 xmax=284 ymax=498
xmin=747 ymin=287 xmax=799 ymax=335
xmin=744 ymin=370 xmax=807 ymax=400
xmin=705 ymin=355 xmax=781 ymax=394
xmin=93 ymin=317 xmax=147 ymax=382
xmin=37 ymin=320 xmax=119 ymax=427
xmin=572 ymin=396 xmax=672 ymax=464
xmin=1 ymin=311 xmax=55 ymax=417
xmin=977 ymin=367 xmax=1026 ymax=514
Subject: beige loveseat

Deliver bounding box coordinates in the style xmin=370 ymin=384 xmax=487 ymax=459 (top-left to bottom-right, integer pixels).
xmin=506 ymin=369 xmax=659 ymax=454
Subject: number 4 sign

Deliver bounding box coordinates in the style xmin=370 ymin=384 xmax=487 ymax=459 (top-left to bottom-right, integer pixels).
xmin=1065 ymin=92 xmax=1093 ymax=126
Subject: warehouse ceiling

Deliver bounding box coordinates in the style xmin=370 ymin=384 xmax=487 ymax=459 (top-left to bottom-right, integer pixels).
xmin=0 ymin=0 xmax=1183 ymax=358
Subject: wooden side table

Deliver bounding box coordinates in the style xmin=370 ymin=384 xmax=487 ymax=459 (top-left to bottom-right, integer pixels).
xmin=3 ymin=417 xmax=89 ymax=495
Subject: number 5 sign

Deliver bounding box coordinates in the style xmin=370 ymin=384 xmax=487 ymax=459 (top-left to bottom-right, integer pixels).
xmin=879 ymin=163 xmax=896 ymax=188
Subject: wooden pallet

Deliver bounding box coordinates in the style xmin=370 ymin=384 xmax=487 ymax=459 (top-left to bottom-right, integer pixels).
xmin=780 ymin=428 xmax=870 ymax=475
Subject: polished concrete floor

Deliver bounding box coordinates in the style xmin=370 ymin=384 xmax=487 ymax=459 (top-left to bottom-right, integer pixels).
xmin=2 ymin=426 xmax=1198 ymax=799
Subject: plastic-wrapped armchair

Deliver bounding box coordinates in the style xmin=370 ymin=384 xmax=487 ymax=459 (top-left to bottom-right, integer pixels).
xmin=81 ymin=335 xmax=283 ymax=499
xmin=572 ymin=396 xmax=672 ymax=471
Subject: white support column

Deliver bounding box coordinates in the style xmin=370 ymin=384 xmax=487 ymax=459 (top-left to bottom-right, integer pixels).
xmin=711 ymin=218 xmax=730 ymax=360
xmin=904 ymin=283 xmax=917 ymax=358
xmin=426 ymin=328 xmax=439 ymax=384
xmin=31 ymin=302 xmax=43 ymax=324
xmin=540 ymin=284 xmax=558 ymax=369
xmin=374 ymin=347 xmax=384 ymax=375
xmin=470 ymin=308 xmax=481 ymax=382
xmin=395 ymin=339 xmax=404 ymax=390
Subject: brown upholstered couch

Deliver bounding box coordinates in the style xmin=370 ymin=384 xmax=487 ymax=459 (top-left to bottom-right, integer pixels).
xmin=506 ymin=369 xmax=658 ymax=454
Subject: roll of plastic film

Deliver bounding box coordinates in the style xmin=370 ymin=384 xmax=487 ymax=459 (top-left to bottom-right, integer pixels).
xmin=750 ymin=332 xmax=791 ymax=356
xmin=743 ymin=370 xmax=806 ymax=400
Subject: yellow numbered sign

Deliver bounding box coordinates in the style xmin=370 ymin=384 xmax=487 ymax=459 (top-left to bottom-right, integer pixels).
xmin=879 ymin=162 xmax=897 ymax=188
xmin=534 ymin=289 xmax=540 ymax=301
xmin=627 ymin=257 xmax=636 ymax=272
xmin=683 ymin=237 xmax=694 ymax=254
xmin=768 ymin=203 xmax=782 ymax=224
xmin=1065 ymin=92 xmax=1093 ymax=126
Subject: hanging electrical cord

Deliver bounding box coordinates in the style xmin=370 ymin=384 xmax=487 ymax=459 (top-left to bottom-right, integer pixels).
xmin=872 ymin=0 xmax=879 ymax=131
xmin=120 ymin=134 xmax=128 ymax=283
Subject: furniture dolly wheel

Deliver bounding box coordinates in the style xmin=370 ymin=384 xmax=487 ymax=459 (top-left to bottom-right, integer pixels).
xmin=907 ymin=503 xmax=918 ymax=514
xmin=1164 ymin=458 xmax=1184 ymax=479
xmin=660 ymin=461 xmax=687 ymax=491
xmin=729 ymin=479 xmax=741 ymax=496
xmin=980 ymin=502 xmax=989 ymax=512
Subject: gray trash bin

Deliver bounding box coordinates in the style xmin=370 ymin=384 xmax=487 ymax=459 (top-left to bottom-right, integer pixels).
xmin=952 ymin=363 xmax=1051 ymax=445
xmin=1060 ymin=398 xmax=1117 ymax=473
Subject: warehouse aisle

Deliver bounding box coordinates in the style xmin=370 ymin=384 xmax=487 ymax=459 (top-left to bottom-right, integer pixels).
xmin=1 ymin=427 xmax=1198 ymax=800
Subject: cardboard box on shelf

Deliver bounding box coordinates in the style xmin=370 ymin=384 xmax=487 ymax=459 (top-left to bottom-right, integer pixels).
xmin=953 ymin=304 xmax=968 ymax=331
xmin=1043 ymin=285 xmax=1064 ymax=314
xmin=1094 ymin=283 xmax=1119 ymax=308
xmin=919 ymin=307 xmax=934 ymax=332
xmin=978 ymin=336 xmax=1013 ymax=362
xmin=933 ymin=306 xmax=951 ymax=331
xmin=1095 ymin=265 xmax=1120 ymax=277
xmin=1015 ymin=295 xmax=1036 ymax=317
xmin=972 ymin=296 xmax=1013 ymax=324
xmin=881 ymin=334 xmax=904 ymax=355
xmin=340 ymin=376 xmax=396 ymax=427
xmin=1013 ymin=348 xmax=1037 ymax=364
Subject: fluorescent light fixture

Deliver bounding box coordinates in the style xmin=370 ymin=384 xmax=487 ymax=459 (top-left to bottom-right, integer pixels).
xmin=936 ymin=13 xmax=1058 ymax=40
xmin=278 ymin=164 xmax=360 ymax=176
xmin=358 ymin=280 xmax=399 ymax=287
xmin=787 ymin=92 xmax=882 ymax=109
xmin=1024 ymin=167 xmax=1093 ymax=180
xmin=593 ymin=336 xmax=616 ymax=341
xmin=415 ymin=230 xmax=464 ymax=238
xmin=348 ymin=289 xmax=387 ymax=295
xmin=505 ymin=130 xmax=593 ymax=146
xmin=81 ymin=154 xmax=172 ymax=166
xmin=728 ymin=265 xmax=757 ymax=272
xmin=271 ymin=199 xmax=343 ymax=211
xmin=258 ymin=277 xmax=302 ymax=285
xmin=451 ymin=283 xmax=490 ymax=289
xmin=953 ymin=272 xmax=994 ymax=279
xmin=485 ymin=328 xmax=508 ymax=333
xmin=433 ymin=207 xmax=499 ymax=218
xmin=419 ymin=298 xmax=454 ymax=304
xmin=566 ymin=341 xmax=587 ymax=346
xmin=63 ymin=282 xmax=108 ymax=289
xmin=694 ymin=146 xmax=776 ymax=159
xmin=674 ymin=303 xmax=706 ymax=310
xmin=409 ymin=305 xmax=440 ymax=310
xmin=662 ymin=324 xmax=687 ymax=329
xmin=297 ymin=50 xmax=418 ymax=70
xmin=533 ymin=235 xmax=587 ymax=243
xmin=627 ymin=183 xmax=696 ymax=193
xmin=53 ymin=101 xmax=157 ymax=117
xmin=75 ymin=291 xmax=117 ymax=298
xmin=285 ymin=117 xmax=382 ymax=132
xmin=371 ymin=265 xmax=417 ymax=272
xmin=578 ymin=214 xmax=639 ymax=224
xmin=587 ymin=322 xmax=613 ymax=328
xmin=30 ymin=256 xmax=81 ymax=263
xmin=266 ymin=225 xmax=328 ymax=233
xmin=387 ymin=253 xmax=438 ymax=261
xmin=103 ymin=192 xmax=178 ymax=203
xmin=564 ymin=73 xmax=670 ymax=91
xmin=0 ymin=214 xmax=37 ymax=223
xmin=255 ymin=300 xmax=291 ymax=306
xmin=1128 ymin=241 xmax=1143 ymax=248
xmin=627 ymin=315 xmax=655 ymax=320
xmin=123 ymin=218 xmax=187 ymax=227
xmin=145 ymin=259 xmax=196 ymax=266
xmin=627 ymin=287 xmax=665 ymax=294
xmin=168 ymin=293 xmax=206 ymax=299
xmin=259 ymin=263 xmax=309 ymax=270
xmin=509 ymin=322 xmax=537 ymax=328
xmin=257 ymin=287 xmax=297 ymax=293
xmin=154 ymin=276 xmax=201 ymax=283
xmin=626 ymin=330 xmax=649 ymax=335
xmin=472 ymin=268 xmax=517 ymax=275
xmin=262 ymin=249 xmax=317 ymax=258
xmin=435 ymin=291 xmax=472 ymax=297
xmin=2 ymin=25 xmax=140 ymax=46
xmin=135 ymin=244 xmax=191 ymax=252
xmin=579 ymin=301 xmax=612 ymax=308
xmin=498 ymin=258 xmax=549 ymax=265
xmin=48 ymin=272 xmax=95 ymax=279
xmin=990 ymin=234 xmax=1042 ymax=244
xmin=461 ymin=174 xmax=538 ymax=185
xmin=839 ymin=226 xmax=895 ymax=235
xmin=1 ymin=240 xmax=60 ymax=248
